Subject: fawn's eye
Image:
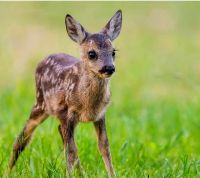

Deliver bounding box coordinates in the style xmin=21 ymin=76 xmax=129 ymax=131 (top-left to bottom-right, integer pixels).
xmin=88 ymin=50 xmax=97 ymax=60
xmin=112 ymin=49 xmax=116 ymax=57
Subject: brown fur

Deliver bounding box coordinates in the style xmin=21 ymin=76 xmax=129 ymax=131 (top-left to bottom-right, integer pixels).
xmin=5 ymin=10 xmax=122 ymax=178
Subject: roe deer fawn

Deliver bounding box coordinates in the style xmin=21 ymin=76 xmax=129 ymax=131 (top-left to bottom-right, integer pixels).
xmin=5 ymin=10 xmax=122 ymax=178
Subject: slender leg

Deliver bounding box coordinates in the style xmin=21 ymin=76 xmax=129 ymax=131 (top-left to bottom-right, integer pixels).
xmin=94 ymin=117 xmax=115 ymax=178
xmin=4 ymin=104 xmax=48 ymax=177
xmin=58 ymin=124 xmax=64 ymax=143
xmin=58 ymin=112 xmax=81 ymax=178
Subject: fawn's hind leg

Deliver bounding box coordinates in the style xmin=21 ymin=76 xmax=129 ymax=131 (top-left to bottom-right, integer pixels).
xmin=6 ymin=104 xmax=48 ymax=174
xmin=58 ymin=124 xmax=64 ymax=143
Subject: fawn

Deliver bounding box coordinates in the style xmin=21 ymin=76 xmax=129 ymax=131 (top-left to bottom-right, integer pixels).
xmin=5 ymin=10 xmax=122 ymax=178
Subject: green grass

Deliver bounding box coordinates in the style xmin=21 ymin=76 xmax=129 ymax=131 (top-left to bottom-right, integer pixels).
xmin=1 ymin=2 xmax=200 ymax=177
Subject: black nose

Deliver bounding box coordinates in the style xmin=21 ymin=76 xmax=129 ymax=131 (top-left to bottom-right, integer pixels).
xmin=100 ymin=65 xmax=115 ymax=75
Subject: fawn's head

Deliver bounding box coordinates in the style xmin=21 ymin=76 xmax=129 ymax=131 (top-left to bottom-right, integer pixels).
xmin=65 ymin=10 xmax=122 ymax=78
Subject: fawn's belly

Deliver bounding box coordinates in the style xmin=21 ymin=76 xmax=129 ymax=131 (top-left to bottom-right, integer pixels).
xmin=79 ymin=109 xmax=106 ymax=122
xmin=78 ymin=105 xmax=107 ymax=122
xmin=43 ymin=90 xmax=108 ymax=122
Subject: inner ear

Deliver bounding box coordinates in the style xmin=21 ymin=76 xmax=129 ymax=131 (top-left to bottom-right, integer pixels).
xmin=101 ymin=10 xmax=122 ymax=41
xmin=65 ymin=14 xmax=88 ymax=44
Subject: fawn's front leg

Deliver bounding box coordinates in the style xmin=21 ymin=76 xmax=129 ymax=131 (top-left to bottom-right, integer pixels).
xmin=58 ymin=112 xmax=81 ymax=178
xmin=94 ymin=117 xmax=115 ymax=178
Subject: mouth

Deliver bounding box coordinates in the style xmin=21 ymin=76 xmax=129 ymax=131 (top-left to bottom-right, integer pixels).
xmin=103 ymin=73 xmax=113 ymax=78
xmin=99 ymin=72 xmax=114 ymax=78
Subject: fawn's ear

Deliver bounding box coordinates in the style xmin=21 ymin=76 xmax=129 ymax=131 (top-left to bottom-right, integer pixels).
xmin=65 ymin=14 xmax=87 ymax=44
xmin=101 ymin=10 xmax=122 ymax=41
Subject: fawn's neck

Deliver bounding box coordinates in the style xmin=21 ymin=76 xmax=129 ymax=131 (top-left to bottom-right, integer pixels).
xmin=78 ymin=62 xmax=110 ymax=103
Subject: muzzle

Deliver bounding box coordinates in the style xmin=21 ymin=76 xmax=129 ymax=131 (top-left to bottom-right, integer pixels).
xmin=99 ymin=65 xmax=115 ymax=75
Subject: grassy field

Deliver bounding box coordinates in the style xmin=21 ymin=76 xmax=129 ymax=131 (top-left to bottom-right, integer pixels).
xmin=0 ymin=2 xmax=200 ymax=177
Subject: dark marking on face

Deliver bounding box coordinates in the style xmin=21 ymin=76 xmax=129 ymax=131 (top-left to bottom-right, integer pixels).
xmin=85 ymin=33 xmax=112 ymax=49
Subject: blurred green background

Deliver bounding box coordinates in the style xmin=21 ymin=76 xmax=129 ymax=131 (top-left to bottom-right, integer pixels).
xmin=0 ymin=2 xmax=200 ymax=177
